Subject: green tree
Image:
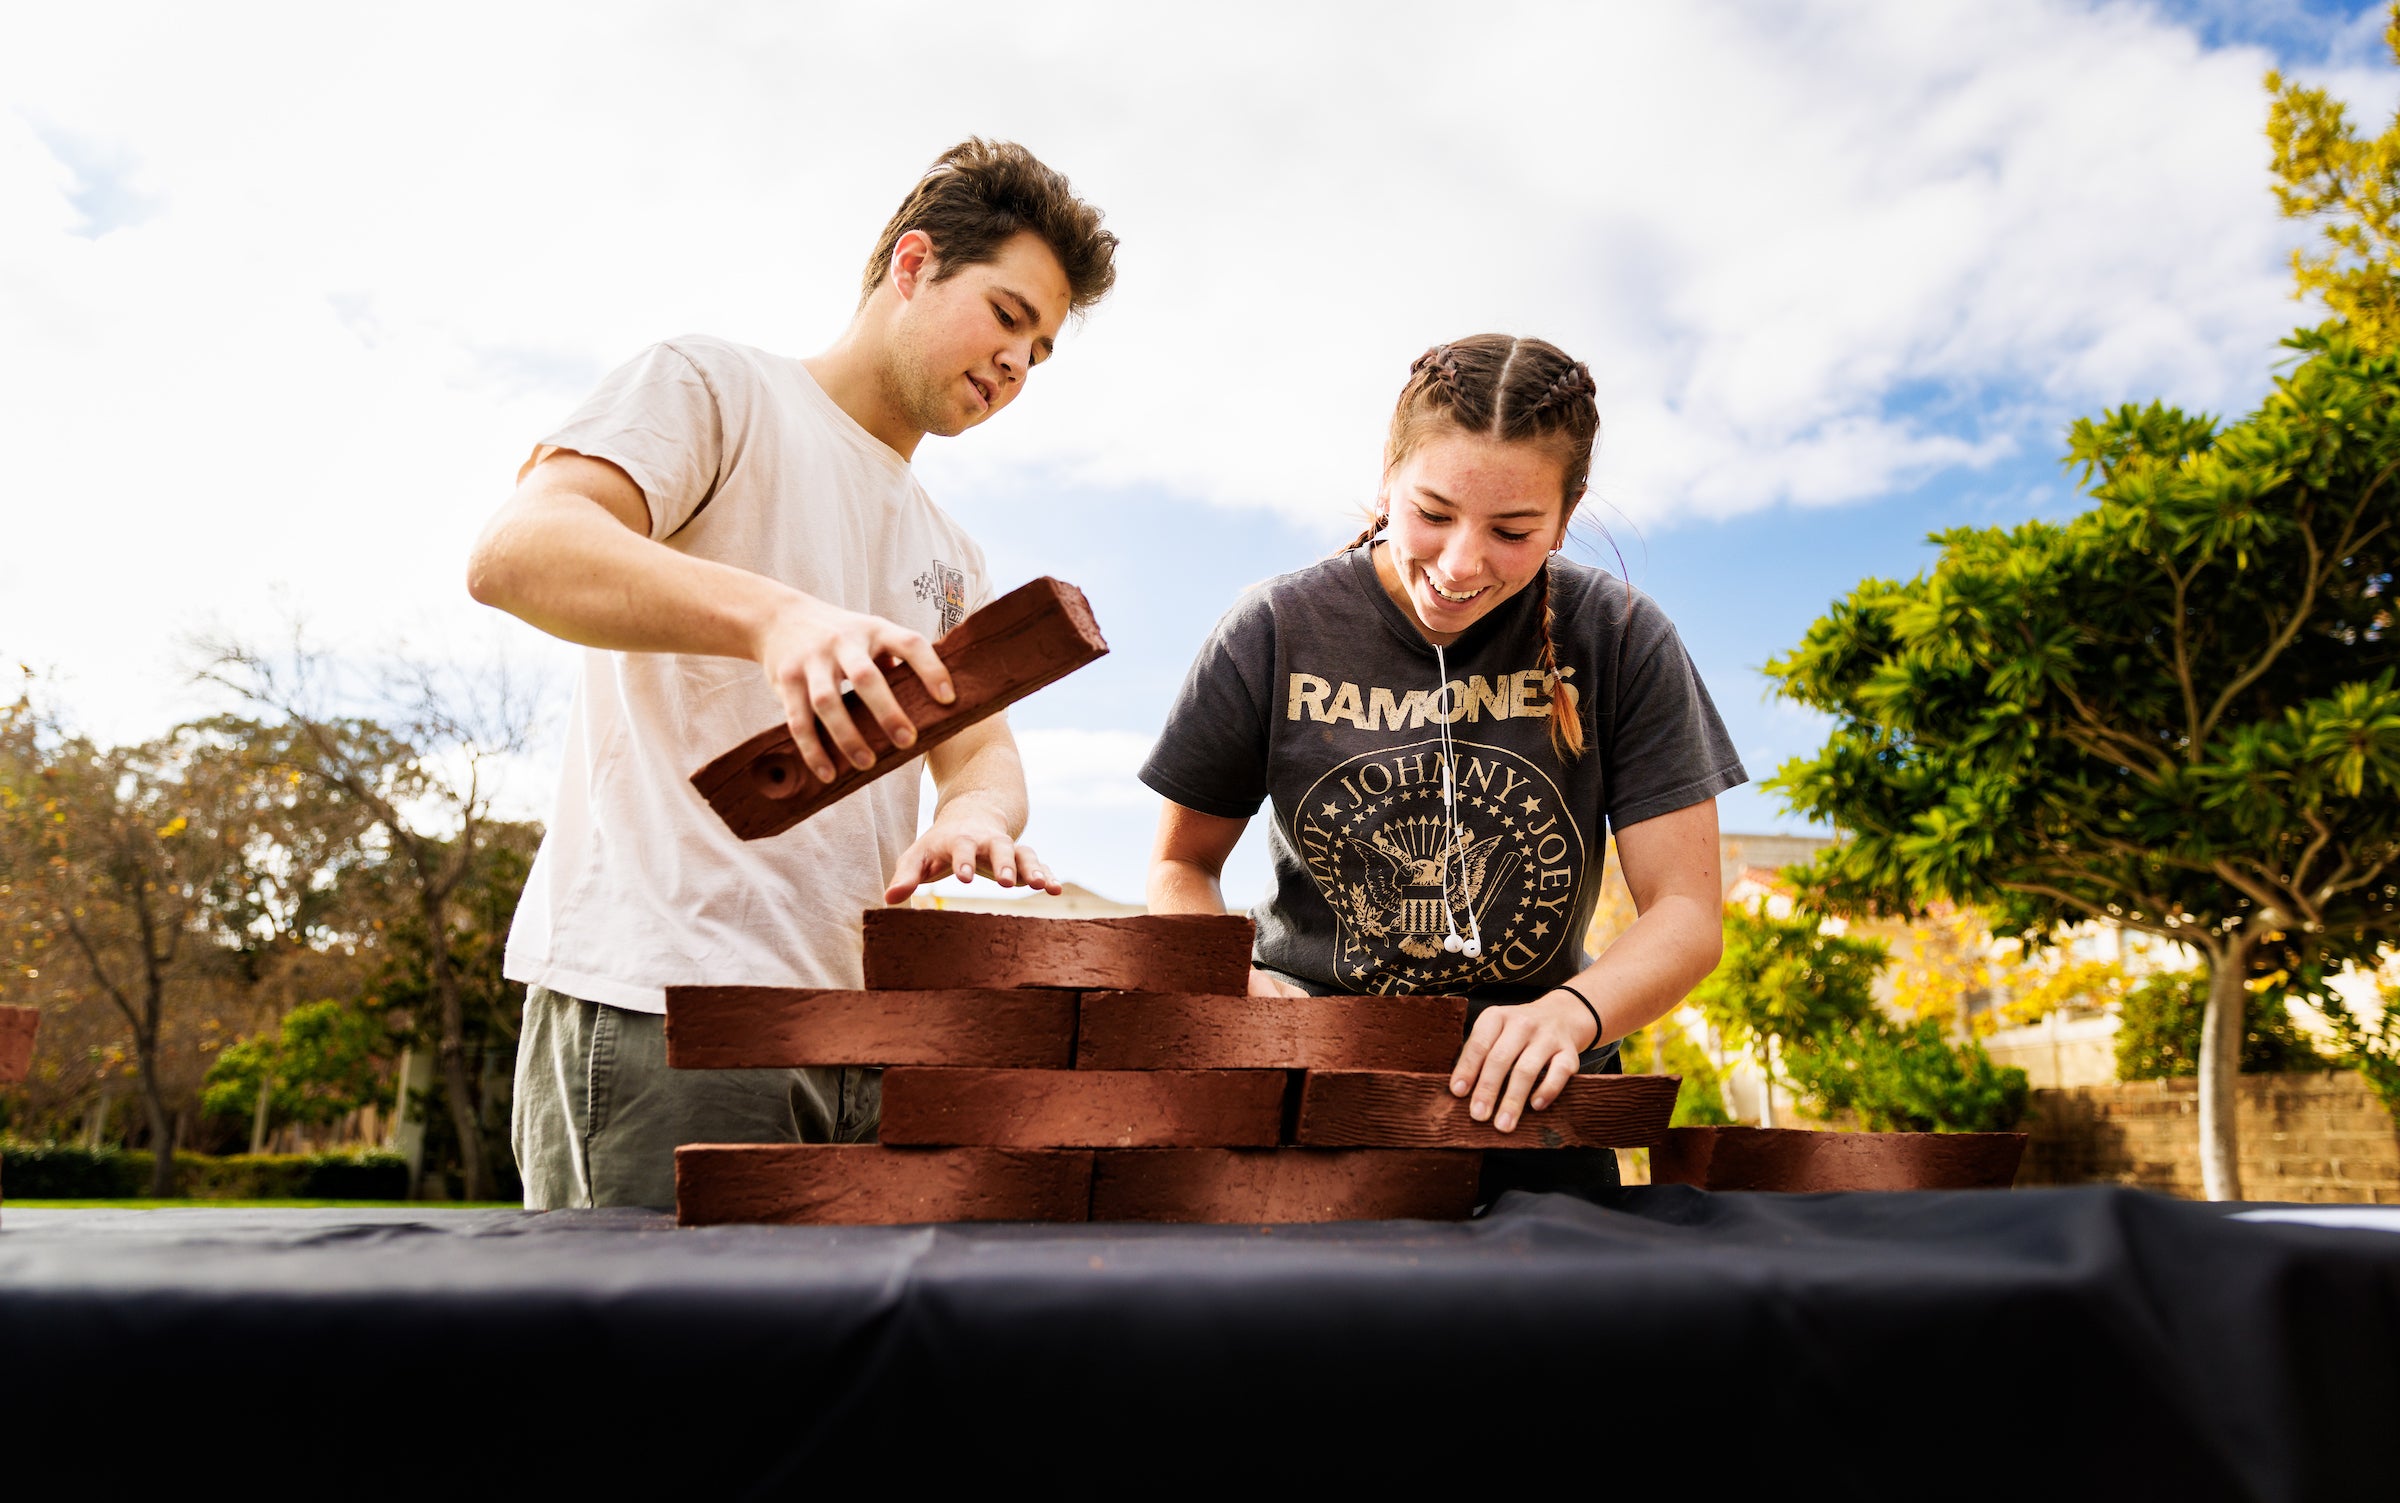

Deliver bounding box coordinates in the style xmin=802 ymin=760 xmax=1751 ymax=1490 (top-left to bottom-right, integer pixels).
xmin=2269 ymin=6 xmax=2400 ymax=354
xmin=201 ymin=998 xmax=391 ymax=1147
xmin=362 ymin=820 xmax=538 ymax=1199
xmin=1691 ymin=906 xmax=1885 ymax=1127
xmin=1783 ymin=1017 xmax=2029 ymax=1134
xmin=1767 ymin=329 xmax=2400 ymax=1200
xmin=2112 ymin=969 xmax=2330 ymax=1082
xmin=0 ymin=724 xmax=255 ymax=1192
xmin=2311 ymin=981 xmax=2400 ymax=1118
xmin=196 ymin=630 xmax=543 ymax=1201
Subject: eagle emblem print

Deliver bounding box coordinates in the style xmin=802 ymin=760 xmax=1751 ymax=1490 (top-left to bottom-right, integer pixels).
xmin=1292 ymin=737 xmax=1585 ymax=993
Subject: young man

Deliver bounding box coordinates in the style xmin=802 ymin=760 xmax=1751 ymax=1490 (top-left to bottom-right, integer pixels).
xmin=467 ymin=139 xmax=1119 ymax=1209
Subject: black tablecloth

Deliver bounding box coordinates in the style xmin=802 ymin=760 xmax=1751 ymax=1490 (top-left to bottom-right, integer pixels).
xmin=2 ymin=1187 xmax=2393 ymax=1497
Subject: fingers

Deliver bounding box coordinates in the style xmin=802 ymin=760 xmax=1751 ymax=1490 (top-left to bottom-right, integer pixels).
xmin=839 ymin=644 xmax=916 ymax=754
xmin=806 ymin=659 xmax=874 ymax=775
xmin=774 ymin=676 xmax=839 ymax=784
xmin=884 ymin=856 xmax=929 ymax=905
xmin=945 ymin=832 xmax=981 ymax=886
xmin=1005 ymin=842 xmax=1061 ymax=894
xmin=882 ymin=627 xmax=954 ymax=707
xmin=1527 ymin=1048 xmax=1580 ymax=1113
xmin=1451 ymin=1007 xmax=1505 ymax=1099
xmin=1490 ymin=1032 xmax=1562 ymax=1134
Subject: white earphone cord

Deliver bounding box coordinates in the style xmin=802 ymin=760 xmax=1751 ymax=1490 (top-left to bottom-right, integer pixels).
xmin=1432 ymin=645 xmax=1482 ymax=960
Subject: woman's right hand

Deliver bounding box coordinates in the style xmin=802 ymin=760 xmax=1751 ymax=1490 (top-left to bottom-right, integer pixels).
xmin=1247 ymin=968 xmax=1309 ymax=998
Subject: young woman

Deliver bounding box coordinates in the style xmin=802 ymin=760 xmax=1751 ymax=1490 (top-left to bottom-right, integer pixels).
xmin=1140 ymin=334 xmax=1746 ymax=1198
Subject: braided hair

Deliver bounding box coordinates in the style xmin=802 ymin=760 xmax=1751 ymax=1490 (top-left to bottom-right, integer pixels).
xmin=1344 ymin=334 xmax=1599 ymax=761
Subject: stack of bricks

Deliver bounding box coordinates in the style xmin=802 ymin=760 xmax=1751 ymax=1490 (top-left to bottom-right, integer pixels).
xmin=669 ymin=909 xmax=1680 ymax=1225
xmin=0 ymin=1007 xmax=36 ymax=1216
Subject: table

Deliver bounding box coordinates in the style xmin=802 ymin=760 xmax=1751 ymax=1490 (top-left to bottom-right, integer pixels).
xmin=2 ymin=1187 xmax=2392 ymax=1497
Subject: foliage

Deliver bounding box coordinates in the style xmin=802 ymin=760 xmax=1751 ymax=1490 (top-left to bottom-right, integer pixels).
xmin=1784 ymin=1017 xmax=2030 ymax=1134
xmin=1766 ymin=323 xmax=2400 ymax=1196
xmin=200 ymin=998 xmax=391 ymax=1129
xmin=0 ymin=1141 xmax=407 ymax=1199
xmin=1995 ymin=953 xmax=2131 ymax=1030
xmin=363 ymin=823 xmax=537 ymax=1201
xmin=0 ymin=1140 xmax=151 ymax=1197
xmin=176 ymin=1150 xmax=409 ymax=1200
xmin=2310 ymin=980 xmax=2400 ymax=1121
xmin=1880 ymin=904 xmax=1998 ymax=1035
xmin=1692 ymin=905 xmax=1884 ymax=1055
xmin=1620 ymin=1019 xmax=1734 ymax=1128
xmin=1768 ymin=328 xmax=2400 ymax=960
xmin=2114 ymin=970 xmax=2332 ymax=1081
xmin=2269 ymin=8 xmax=2400 ymax=353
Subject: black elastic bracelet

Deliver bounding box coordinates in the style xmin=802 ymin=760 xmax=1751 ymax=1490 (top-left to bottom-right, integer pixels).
xmin=1553 ymin=982 xmax=1604 ymax=1050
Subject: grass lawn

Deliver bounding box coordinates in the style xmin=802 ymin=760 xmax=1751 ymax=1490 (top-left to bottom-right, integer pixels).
xmin=6 ymin=1199 xmax=523 ymax=1209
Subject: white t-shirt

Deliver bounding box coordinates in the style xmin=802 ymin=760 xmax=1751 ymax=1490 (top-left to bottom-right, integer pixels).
xmin=502 ymin=335 xmax=991 ymax=1013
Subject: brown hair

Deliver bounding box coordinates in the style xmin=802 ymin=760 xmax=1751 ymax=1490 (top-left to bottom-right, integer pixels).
xmin=1344 ymin=334 xmax=1600 ymax=761
xmin=860 ymin=138 xmax=1119 ymax=313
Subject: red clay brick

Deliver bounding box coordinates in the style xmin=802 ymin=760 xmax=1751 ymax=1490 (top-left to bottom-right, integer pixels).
xmin=880 ymin=1067 xmax=1287 ymax=1148
xmin=1292 ymin=1070 xmax=1678 ymax=1149
xmin=1090 ymin=1148 xmax=1482 ymax=1223
xmin=1649 ymin=1126 xmax=2026 ymax=1191
xmin=0 ymin=1007 xmax=34 ymax=1084
xmin=1075 ymin=991 xmax=1464 ymax=1072
xmin=862 ymin=910 xmax=1252 ymax=993
xmin=674 ymin=1144 xmax=1092 ymax=1225
xmin=664 ymin=986 xmax=1074 ymax=1069
xmin=692 ymin=578 xmax=1109 ymax=841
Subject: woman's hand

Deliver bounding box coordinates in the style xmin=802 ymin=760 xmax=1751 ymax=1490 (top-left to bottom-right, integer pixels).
xmin=1449 ymin=992 xmax=1600 ymax=1133
xmin=1247 ymin=968 xmax=1310 ymax=998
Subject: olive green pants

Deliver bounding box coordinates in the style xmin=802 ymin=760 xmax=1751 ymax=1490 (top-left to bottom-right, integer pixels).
xmin=511 ymin=984 xmax=880 ymax=1210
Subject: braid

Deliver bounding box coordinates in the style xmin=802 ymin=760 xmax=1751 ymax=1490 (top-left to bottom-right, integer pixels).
xmin=1533 ymin=558 xmax=1585 ymax=762
xmin=1338 ymin=514 xmax=1383 ymax=554
xmin=1532 ymin=360 xmax=1596 ymax=420
xmin=1412 ymin=343 xmax=1461 ymax=390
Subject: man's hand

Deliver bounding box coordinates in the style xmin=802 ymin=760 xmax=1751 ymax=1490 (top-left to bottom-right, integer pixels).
xmin=754 ymin=595 xmax=957 ymax=784
xmin=885 ymin=801 xmax=1063 ymax=904
xmin=1448 ymin=992 xmax=1599 ymax=1133
xmin=1247 ymin=968 xmax=1309 ymax=998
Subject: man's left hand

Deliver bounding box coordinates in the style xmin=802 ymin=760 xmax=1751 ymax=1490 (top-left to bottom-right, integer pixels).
xmin=885 ymin=805 xmax=1063 ymax=904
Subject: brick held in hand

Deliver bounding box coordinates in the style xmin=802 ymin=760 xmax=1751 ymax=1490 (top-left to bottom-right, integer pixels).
xmin=1292 ymin=1070 xmax=1679 ymax=1149
xmin=1650 ymin=1125 xmax=2026 ymax=1192
xmin=691 ymin=577 xmax=1109 ymax=842
xmin=0 ymin=1006 xmax=35 ymax=1084
xmin=879 ymin=1067 xmax=1288 ymax=1148
xmin=862 ymin=909 xmax=1253 ymax=994
xmin=665 ymin=986 xmax=1075 ymax=1070
xmin=1091 ymin=1148 xmax=1483 ymax=1223
xmin=675 ymin=1143 xmax=1093 ymax=1226
xmin=1076 ymin=991 xmax=1466 ymax=1071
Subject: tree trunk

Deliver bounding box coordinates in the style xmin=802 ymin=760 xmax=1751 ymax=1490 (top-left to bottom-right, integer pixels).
xmin=2197 ymin=942 xmax=2251 ymax=1202
xmin=136 ymin=1038 xmax=174 ymax=1196
xmin=1756 ymin=1037 xmax=1778 ymax=1129
xmin=250 ymin=1071 xmax=272 ymax=1154
xmin=421 ymin=890 xmax=484 ymax=1201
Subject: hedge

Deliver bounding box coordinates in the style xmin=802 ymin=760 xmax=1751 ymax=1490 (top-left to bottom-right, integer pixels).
xmin=1 ymin=1143 xmax=410 ymax=1200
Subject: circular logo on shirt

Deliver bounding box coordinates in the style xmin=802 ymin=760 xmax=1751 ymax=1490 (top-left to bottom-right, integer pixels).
xmin=1289 ymin=737 xmax=1585 ymax=993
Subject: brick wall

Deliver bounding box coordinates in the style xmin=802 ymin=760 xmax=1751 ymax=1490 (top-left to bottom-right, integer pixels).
xmin=2020 ymin=1073 xmax=2400 ymax=1202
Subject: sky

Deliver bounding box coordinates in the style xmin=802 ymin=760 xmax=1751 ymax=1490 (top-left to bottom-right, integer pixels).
xmin=3 ymin=0 xmax=2395 ymax=906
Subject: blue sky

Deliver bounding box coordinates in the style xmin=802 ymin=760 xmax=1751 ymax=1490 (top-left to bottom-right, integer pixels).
xmin=4 ymin=0 xmax=2396 ymax=906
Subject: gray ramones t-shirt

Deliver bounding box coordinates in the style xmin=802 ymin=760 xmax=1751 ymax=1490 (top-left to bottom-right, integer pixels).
xmin=1140 ymin=544 xmax=1747 ymax=1001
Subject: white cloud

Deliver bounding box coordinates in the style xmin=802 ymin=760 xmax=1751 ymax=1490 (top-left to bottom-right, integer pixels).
xmin=0 ymin=0 xmax=2385 ymax=751
xmin=1010 ymin=728 xmax=1158 ymax=812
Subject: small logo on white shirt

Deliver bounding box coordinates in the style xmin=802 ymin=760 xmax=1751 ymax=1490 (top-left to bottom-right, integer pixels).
xmin=914 ymin=561 xmax=967 ymax=634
